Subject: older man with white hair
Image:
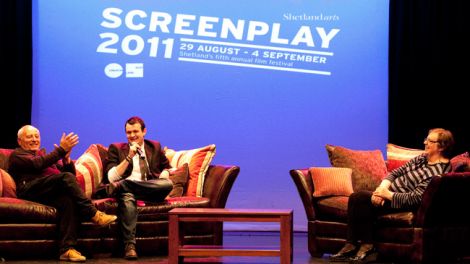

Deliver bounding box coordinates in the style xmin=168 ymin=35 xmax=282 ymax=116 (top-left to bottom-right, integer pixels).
xmin=8 ymin=125 xmax=117 ymax=262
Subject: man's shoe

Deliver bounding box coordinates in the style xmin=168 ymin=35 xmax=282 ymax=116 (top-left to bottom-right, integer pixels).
xmin=349 ymin=243 xmax=377 ymax=264
xmin=91 ymin=210 xmax=117 ymax=226
xmin=329 ymin=242 xmax=358 ymax=262
xmin=59 ymin=248 xmax=86 ymax=262
xmin=124 ymin=243 xmax=138 ymax=260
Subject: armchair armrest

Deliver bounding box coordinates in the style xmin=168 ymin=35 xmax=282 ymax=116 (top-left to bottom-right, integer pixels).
xmin=290 ymin=168 xmax=316 ymax=220
xmin=202 ymin=164 xmax=239 ymax=208
xmin=416 ymin=172 xmax=470 ymax=227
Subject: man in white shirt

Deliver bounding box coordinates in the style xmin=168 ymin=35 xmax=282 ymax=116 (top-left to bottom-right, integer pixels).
xmin=105 ymin=116 xmax=173 ymax=260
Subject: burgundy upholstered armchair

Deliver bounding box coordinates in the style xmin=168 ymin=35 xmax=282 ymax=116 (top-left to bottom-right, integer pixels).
xmin=290 ymin=144 xmax=470 ymax=263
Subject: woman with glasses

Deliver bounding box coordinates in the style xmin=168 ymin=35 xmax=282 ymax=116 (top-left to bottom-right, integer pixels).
xmin=330 ymin=128 xmax=455 ymax=263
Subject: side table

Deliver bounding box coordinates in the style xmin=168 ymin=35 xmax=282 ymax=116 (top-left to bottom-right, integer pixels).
xmin=168 ymin=208 xmax=293 ymax=264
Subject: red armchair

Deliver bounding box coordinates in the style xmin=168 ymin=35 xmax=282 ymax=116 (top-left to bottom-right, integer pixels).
xmin=290 ymin=145 xmax=470 ymax=263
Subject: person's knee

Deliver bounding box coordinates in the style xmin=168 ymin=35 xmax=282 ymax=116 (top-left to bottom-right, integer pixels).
xmin=120 ymin=193 xmax=137 ymax=210
xmin=56 ymin=195 xmax=74 ymax=211
xmin=58 ymin=172 xmax=80 ymax=189
xmin=349 ymin=192 xmax=361 ymax=201
xmin=156 ymin=178 xmax=173 ymax=189
xmin=162 ymin=179 xmax=173 ymax=189
xmin=61 ymin=172 xmax=76 ymax=183
xmin=349 ymin=191 xmax=372 ymax=205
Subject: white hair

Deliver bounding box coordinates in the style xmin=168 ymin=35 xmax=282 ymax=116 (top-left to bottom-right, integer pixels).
xmin=17 ymin=125 xmax=39 ymax=139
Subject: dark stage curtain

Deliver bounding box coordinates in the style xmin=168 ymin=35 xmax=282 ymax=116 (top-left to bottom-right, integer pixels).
xmin=389 ymin=0 xmax=469 ymax=154
xmin=0 ymin=0 xmax=31 ymax=148
xmin=1 ymin=0 xmax=468 ymax=154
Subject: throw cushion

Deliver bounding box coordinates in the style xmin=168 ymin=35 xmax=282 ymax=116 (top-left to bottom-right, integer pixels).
xmin=326 ymin=144 xmax=387 ymax=191
xmin=386 ymin=143 xmax=424 ymax=171
xmin=166 ymin=163 xmax=190 ymax=198
xmin=450 ymin=152 xmax=470 ymax=172
xmin=0 ymin=168 xmax=17 ymax=198
xmin=0 ymin=169 xmax=2 ymax=196
xmin=165 ymin=144 xmax=216 ymax=197
xmin=75 ymin=144 xmax=103 ymax=198
xmin=309 ymin=167 xmax=353 ymax=197
xmin=0 ymin=148 xmax=13 ymax=171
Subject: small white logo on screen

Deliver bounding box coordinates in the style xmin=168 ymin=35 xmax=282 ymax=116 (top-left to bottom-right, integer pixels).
xmin=126 ymin=63 xmax=144 ymax=78
xmin=104 ymin=63 xmax=123 ymax=78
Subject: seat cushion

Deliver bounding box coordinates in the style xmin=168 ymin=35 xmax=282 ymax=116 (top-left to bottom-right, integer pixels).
xmin=93 ymin=196 xmax=211 ymax=221
xmin=377 ymin=211 xmax=415 ymax=227
xmin=0 ymin=197 xmax=56 ymax=223
xmin=315 ymin=196 xmax=349 ymax=222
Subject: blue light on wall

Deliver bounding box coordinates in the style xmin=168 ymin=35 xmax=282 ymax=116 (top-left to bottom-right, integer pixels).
xmin=33 ymin=0 xmax=389 ymax=231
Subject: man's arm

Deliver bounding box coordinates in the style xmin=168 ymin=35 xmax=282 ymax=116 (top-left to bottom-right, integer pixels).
xmin=106 ymin=144 xmax=136 ymax=183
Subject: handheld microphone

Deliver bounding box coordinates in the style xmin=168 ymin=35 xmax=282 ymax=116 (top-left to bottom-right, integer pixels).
xmin=130 ymin=143 xmax=145 ymax=159
xmin=136 ymin=147 xmax=144 ymax=158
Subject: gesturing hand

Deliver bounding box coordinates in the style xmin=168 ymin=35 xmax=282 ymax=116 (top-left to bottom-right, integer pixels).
xmin=58 ymin=132 xmax=79 ymax=152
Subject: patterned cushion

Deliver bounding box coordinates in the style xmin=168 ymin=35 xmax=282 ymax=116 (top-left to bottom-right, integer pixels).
xmin=309 ymin=167 xmax=353 ymax=197
xmin=0 ymin=168 xmax=17 ymax=198
xmin=165 ymin=144 xmax=216 ymax=197
xmin=0 ymin=169 xmax=2 ymax=196
xmin=386 ymin=143 xmax=424 ymax=171
xmin=0 ymin=148 xmax=13 ymax=171
xmin=450 ymin=152 xmax=470 ymax=172
xmin=166 ymin=163 xmax=189 ymax=198
xmin=326 ymin=144 xmax=387 ymax=191
xmin=75 ymin=144 xmax=104 ymax=198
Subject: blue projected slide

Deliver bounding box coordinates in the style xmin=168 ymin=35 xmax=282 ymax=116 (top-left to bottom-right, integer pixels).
xmin=32 ymin=0 xmax=389 ymax=231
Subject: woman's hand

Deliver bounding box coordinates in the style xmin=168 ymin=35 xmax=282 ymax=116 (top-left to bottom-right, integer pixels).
xmin=373 ymin=186 xmax=394 ymax=203
xmin=371 ymin=194 xmax=385 ymax=207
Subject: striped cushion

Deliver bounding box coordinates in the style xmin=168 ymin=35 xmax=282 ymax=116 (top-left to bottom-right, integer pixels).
xmin=309 ymin=167 xmax=353 ymax=197
xmin=386 ymin=143 xmax=424 ymax=171
xmin=165 ymin=144 xmax=216 ymax=197
xmin=75 ymin=144 xmax=103 ymax=198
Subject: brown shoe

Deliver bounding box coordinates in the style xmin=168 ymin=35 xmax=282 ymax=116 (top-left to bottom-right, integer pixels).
xmin=91 ymin=210 xmax=117 ymax=226
xmin=59 ymin=248 xmax=86 ymax=262
xmin=124 ymin=243 xmax=138 ymax=260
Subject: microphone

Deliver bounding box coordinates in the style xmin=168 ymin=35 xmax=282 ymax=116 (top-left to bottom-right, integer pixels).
xmin=130 ymin=143 xmax=145 ymax=159
xmin=136 ymin=147 xmax=144 ymax=159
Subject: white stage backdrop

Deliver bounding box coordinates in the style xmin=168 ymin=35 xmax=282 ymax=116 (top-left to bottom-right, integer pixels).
xmin=32 ymin=0 xmax=389 ymax=231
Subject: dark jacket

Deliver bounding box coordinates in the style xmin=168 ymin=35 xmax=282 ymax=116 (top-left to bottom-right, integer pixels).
xmin=8 ymin=147 xmax=75 ymax=190
xmin=104 ymin=139 xmax=170 ymax=183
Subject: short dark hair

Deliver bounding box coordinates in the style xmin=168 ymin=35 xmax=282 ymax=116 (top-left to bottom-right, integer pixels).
xmin=125 ymin=116 xmax=146 ymax=131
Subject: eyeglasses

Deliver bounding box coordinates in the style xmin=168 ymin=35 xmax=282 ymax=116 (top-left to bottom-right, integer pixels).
xmin=424 ymin=138 xmax=439 ymax=144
